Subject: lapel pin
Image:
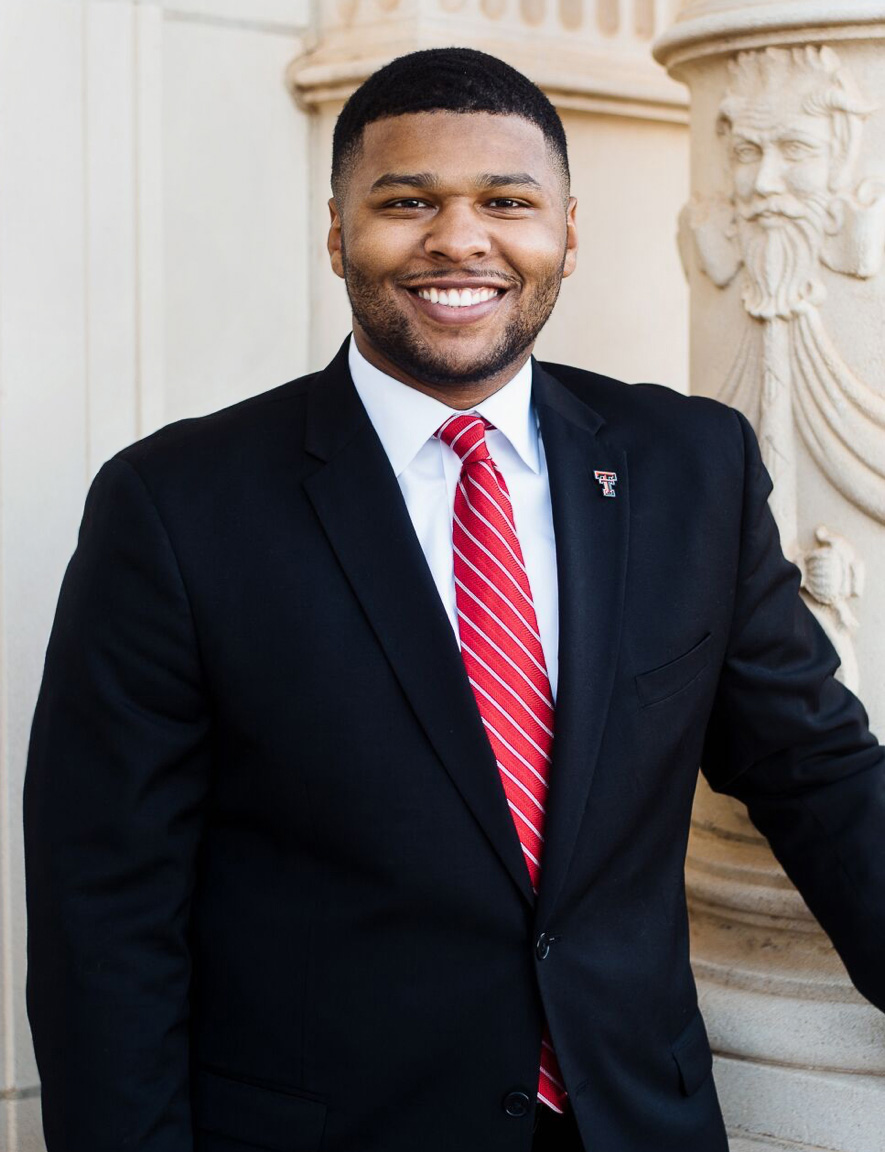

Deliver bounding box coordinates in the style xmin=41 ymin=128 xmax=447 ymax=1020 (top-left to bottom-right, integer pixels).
xmin=594 ymin=470 xmax=618 ymax=498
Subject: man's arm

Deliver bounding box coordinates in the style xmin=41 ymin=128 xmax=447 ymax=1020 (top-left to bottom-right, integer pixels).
xmin=702 ymin=410 xmax=885 ymax=1012
xmin=24 ymin=456 xmax=211 ymax=1152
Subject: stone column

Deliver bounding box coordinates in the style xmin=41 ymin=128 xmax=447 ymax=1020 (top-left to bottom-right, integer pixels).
xmin=654 ymin=4 xmax=885 ymax=1149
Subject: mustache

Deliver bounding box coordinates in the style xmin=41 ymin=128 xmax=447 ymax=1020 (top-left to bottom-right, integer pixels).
xmin=738 ymin=192 xmax=829 ymax=221
xmin=396 ymin=269 xmax=521 ymax=289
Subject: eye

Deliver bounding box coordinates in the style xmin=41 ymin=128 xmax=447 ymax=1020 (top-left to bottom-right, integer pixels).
xmin=486 ymin=198 xmax=531 ymax=210
xmin=781 ymin=140 xmax=816 ymax=160
xmin=733 ymin=142 xmax=762 ymax=163
xmin=384 ymin=198 xmax=431 ymax=210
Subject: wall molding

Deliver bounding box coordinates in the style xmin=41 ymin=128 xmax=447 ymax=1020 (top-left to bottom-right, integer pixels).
xmin=656 ymin=1 xmax=885 ymax=70
xmin=289 ymin=39 xmax=688 ymax=123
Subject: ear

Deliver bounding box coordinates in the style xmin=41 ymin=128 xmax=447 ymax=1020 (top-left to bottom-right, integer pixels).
xmin=562 ymin=196 xmax=578 ymax=278
xmin=327 ymin=198 xmax=345 ymax=279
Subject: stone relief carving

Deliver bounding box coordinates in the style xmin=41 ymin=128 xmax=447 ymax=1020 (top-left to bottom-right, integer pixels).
xmin=679 ymin=46 xmax=885 ymax=687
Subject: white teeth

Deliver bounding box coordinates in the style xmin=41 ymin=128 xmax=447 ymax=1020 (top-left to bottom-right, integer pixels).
xmin=417 ymin=286 xmax=499 ymax=307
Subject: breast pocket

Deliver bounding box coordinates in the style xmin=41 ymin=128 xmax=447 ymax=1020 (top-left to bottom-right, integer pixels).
xmin=194 ymin=1068 xmax=327 ymax=1152
xmin=635 ymin=633 xmax=713 ymax=708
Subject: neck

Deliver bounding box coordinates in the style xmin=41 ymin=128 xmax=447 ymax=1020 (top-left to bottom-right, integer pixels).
xmin=351 ymin=326 xmax=531 ymax=409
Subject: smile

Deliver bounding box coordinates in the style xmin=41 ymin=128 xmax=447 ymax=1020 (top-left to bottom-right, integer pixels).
xmin=404 ymin=283 xmax=509 ymax=325
xmin=414 ymin=286 xmax=501 ymax=308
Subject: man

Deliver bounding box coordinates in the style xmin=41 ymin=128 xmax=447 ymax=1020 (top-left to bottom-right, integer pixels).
xmin=23 ymin=47 xmax=885 ymax=1152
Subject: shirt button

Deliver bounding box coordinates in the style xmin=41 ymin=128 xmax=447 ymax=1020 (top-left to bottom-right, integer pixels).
xmin=503 ymin=1090 xmax=532 ymax=1117
xmin=536 ymin=932 xmax=551 ymax=960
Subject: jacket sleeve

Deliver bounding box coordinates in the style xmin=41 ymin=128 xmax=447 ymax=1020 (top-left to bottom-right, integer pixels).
xmin=23 ymin=455 xmax=212 ymax=1152
xmin=701 ymin=409 xmax=885 ymax=1013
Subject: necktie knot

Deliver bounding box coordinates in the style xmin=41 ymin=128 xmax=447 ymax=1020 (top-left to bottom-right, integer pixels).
xmin=435 ymin=414 xmax=493 ymax=466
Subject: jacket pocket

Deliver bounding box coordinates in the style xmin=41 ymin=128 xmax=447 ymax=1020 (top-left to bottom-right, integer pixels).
xmin=635 ymin=633 xmax=712 ymax=708
xmin=670 ymin=1008 xmax=713 ymax=1097
xmin=194 ymin=1068 xmax=327 ymax=1152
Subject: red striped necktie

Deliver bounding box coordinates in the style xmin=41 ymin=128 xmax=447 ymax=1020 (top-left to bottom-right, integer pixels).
xmin=436 ymin=412 xmax=567 ymax=1114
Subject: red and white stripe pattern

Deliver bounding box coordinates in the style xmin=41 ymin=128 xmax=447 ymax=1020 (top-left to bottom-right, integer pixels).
xmin=436 ymin=412 xmax=567 ymax=1115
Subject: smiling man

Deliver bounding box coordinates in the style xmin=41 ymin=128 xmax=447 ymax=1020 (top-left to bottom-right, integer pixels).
xmin=23 ymin=47 xmax=885 ymax=1152
xmin=328 ymin=92 xmax=575 ymax=400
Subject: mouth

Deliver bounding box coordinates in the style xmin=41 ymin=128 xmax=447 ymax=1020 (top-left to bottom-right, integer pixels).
xmin=403 ymin=282 xmax=509 ymax=325
xmin=743 ymin=199 xmax=805 ymax=223
xmin=753 ymin=212 xmax=792 ymax=229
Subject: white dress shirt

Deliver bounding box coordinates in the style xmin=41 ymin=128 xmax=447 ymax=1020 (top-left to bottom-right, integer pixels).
xmin=348 ymin=336 xmax=560 ymax=699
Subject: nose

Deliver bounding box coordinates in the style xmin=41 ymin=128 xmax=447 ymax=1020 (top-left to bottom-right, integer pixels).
xmin=754 ymin=145 xmax=786 ymax=197
xmin=424 ymin=201 xmax=492 ymax=263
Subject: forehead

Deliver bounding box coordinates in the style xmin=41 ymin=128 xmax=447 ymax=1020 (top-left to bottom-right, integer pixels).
xmin=353 ymin=111 xmax=557 ymax=185
xmin=728 ymin=104 xmax=833 ymax=144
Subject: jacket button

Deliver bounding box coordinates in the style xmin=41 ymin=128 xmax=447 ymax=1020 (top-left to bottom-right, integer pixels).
xmin=536 ymin=932 xmax=551 ymax=960
xmin=503 ymin=1090 xmax=532 ymax=1117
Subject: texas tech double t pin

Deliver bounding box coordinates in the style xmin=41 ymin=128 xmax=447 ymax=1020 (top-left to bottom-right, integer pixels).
xmin=594 ymin=470 xmax=618 ymax=498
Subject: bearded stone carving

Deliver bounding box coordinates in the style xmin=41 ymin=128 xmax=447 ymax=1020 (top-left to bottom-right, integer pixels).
xmin=680 ymin=45 xmax=885 ymax=688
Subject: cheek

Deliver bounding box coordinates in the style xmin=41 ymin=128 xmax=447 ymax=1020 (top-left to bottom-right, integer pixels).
xmin=508 ymin=227 xmax=568 ymax=278
xmin=733 ymin=166 xmax=756 ymax=199
xmin=344 ymin=222 xmax=415 ymax=274
xmin=785 ymin=159 xmax=830 ymax=197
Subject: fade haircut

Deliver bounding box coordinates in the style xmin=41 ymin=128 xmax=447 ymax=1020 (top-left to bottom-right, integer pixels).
xmin=331 ymin=47 xmax=570 ymax=201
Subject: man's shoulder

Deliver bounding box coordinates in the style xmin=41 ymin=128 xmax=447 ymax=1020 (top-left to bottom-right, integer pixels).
xmin=534 ymin=357 xmax=742 ymax=451
xmin=538 ymin=359 xmax=736 ymax=434
xmin=113 ymin=370 xmax=321 ymax=485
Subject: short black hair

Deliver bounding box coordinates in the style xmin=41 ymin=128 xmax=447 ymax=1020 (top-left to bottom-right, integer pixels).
xmin=331 ymin=47 xmax=570 ymax=199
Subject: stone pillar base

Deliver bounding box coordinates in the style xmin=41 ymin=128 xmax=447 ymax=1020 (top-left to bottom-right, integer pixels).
xmin=715 ymin=1054 xmax=885 ymax=1152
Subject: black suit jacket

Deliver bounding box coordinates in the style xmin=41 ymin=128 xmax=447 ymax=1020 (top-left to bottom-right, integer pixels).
xmin=24 ymin=340 xmax=885 ymax=1152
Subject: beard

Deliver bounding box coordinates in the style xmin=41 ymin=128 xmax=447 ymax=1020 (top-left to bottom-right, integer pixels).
xmin=735 ymin=192 xmax=831 ymax=320
xmin=340 ymin=244 xmax=568 ymax=387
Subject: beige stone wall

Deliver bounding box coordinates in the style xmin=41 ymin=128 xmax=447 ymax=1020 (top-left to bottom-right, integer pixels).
xmin=0 ymin=4 xmax=313 ymax=1147
xmin=536 ymin=109 xmax=688 ymax=387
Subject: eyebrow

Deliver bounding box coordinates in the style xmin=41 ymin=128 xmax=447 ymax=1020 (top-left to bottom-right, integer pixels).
xmin=774 ymin=131 xmax=824 ymax=146
xmin=368 ymin=171 xmax=543 ymax=193
xmin=477 ymin=173 xmax=542 ymax=190
xmin=369 ymin=172 xmax=439 ymax=192
xmin=731 ymin=129 xmax=823 ymax=149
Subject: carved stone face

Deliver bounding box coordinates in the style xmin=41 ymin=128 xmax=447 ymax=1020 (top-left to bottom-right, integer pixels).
xmin=720 ymin=87 xmax=838 ymax=317
xmin=713 ymin=46 xmax=877 ymax=317
xmin=726 ymin=102 xmax=833 ymax=228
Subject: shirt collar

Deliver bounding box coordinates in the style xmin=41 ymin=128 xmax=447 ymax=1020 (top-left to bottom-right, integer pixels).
xmin=348 ymin=335 xmax=540 ymax=478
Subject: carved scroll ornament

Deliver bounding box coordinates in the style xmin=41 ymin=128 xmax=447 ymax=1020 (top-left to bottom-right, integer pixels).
xmin=680 ymin=46 xmax=885 ymax=686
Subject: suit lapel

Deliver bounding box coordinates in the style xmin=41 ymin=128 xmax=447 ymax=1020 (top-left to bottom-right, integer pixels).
xmin=531 ymin=363 xmax=630 ymax=924
xmin=302 ymin=344 xmax=535 ymax=906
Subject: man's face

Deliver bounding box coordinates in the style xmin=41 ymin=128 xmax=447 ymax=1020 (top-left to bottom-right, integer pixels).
xmin=727 ymin=102 xmax=833 ymax=228
xmin=327 ymin=111 xmax=577 ymax=392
